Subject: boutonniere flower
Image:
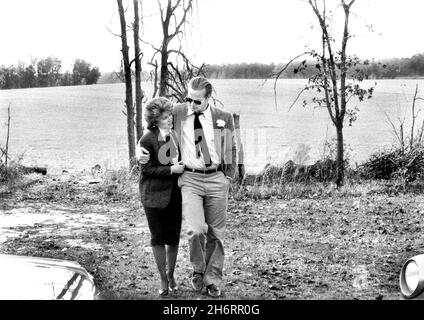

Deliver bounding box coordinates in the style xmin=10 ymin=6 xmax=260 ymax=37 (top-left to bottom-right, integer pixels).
xmin=216 ymin=119 xmax=226 ymax=128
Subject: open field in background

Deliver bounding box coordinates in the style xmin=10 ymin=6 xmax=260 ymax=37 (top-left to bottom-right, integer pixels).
xmin=1 ymin=171 xmax=424 ymax=300
xmin=1 ymin=79 xmax=424 ymax=174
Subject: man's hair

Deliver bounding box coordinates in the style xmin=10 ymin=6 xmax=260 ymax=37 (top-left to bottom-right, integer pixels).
xmin=188 ymin=76 xmax=213 ymax=98
xmin=144 ymin=97 xmax=173 ymax=130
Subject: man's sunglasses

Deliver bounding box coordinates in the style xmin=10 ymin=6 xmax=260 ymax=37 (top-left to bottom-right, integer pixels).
xmin=186 ymin=97 xmax=203 ymax=105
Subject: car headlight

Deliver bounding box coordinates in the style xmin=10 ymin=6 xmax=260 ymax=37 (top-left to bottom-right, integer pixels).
xmin=400 ymin=254 xmax=424 ymax=299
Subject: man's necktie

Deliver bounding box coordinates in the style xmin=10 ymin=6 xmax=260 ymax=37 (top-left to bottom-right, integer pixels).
xmin=193 ymin=112 xmax=211 ymax=167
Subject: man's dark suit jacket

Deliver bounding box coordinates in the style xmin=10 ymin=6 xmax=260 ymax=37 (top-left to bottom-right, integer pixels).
xmin=139 ymin=127 xmax=181 ymax=209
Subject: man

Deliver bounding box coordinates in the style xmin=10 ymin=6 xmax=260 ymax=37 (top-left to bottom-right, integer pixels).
xmin=137 ymin=76 xmax=237 ymax=297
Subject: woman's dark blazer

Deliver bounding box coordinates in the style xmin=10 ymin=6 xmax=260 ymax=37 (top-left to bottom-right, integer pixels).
xmin=139 ymin=127 xmax=181 ymax=209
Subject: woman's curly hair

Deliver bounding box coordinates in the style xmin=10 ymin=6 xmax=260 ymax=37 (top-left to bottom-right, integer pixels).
xmin=144 ymin=97 xmax=173 ymax=130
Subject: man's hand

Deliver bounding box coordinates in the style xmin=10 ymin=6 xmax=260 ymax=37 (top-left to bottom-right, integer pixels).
xmin=136 ymin=145 xmax=150 ymax=164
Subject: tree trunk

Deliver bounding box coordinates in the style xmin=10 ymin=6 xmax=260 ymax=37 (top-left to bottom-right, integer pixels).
xmin=336 ymin=122 xmax=344 ymax=187
xmin=117 ymin=0 xmax=136 ymax=169
xmin=159 ymin=45 xmax=169 ymax=97
xmin=159 ymin=1 xmax=170 ymax=97
xmin=133 ymin=0 xmax=144 ymax=142
xmin=5 ymin=104 xmax=11 ymax=170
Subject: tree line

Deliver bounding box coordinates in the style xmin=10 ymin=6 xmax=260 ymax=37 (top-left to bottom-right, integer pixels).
xmin=204 ymin=63 xmax=276 ymax=79
xmin=202 ymin=53 xmax=424 ymax=79
xmin=0 ymin=56 xmax=101 ymax=89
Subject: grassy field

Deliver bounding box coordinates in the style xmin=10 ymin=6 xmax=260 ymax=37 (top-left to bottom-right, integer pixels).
xmin=1 ymin=170 xmax=423 ymax=300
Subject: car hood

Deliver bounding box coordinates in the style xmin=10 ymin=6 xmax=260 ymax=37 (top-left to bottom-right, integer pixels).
xmin=0 ymin=254 xmax=97 ymax=300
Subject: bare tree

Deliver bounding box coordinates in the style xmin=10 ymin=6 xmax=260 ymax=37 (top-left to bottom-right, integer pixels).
xmin=158 ymin=0 xmax=193 ymax=97
xmin=409 ymin=84 xmax=424 ymax=148
xmin=117 ymin=0 xmax=136 ymax=169
xmin=145 ymin=0 xmax=209 ymax=103
xmin=5 ymin=104 xmax=11 ymax=170
xmin=0 ymin=104 xmax=11 ymax=179
xmin=385 ymin=84 xmax=424 ymax=151
xmin=133 ymin=0 xmax=144 ymax=142
xmin=274 ymin=0 xmax=374 ymax=187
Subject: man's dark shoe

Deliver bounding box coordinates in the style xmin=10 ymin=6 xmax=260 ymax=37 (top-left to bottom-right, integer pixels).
xmin=158 ymin=288 xmax=169 ymax=297
xmin=206 ymin=284 xmax=221 ymax=298
xmin=191 ymin=272 xmax=204 ymax=291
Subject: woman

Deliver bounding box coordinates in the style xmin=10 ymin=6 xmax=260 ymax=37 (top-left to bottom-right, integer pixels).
xmin=138 ymin=97 xmax=185 ymax=296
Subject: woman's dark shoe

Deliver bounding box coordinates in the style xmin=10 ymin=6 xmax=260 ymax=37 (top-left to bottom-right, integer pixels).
xmin=168 ymin=276 xmax=178 ymax=292
xmin=159 ymin=288 xmax=169 ymax=297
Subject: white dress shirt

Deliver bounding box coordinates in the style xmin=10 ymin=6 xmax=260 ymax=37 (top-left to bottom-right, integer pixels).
xmin=180 ymin=105 xmax=220 ymax=169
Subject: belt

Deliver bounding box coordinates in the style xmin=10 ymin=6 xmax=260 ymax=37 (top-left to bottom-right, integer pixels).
xmin=184 ymin=165 xmax=222 ymax=174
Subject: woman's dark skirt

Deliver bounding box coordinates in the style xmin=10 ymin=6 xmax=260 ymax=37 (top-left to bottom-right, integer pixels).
xmin=143 ymin=185 xmax=182 ymax=246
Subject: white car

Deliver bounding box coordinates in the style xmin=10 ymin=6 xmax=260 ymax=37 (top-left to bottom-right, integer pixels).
xmin=0 ymin=254 xmax=98 ymax=300
xmin=400 ymin=254 xmax=424 ymax=299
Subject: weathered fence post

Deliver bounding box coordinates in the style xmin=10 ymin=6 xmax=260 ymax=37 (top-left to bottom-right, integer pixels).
xmin=233 ymin=113 xmax=245 ymax=182
xmin=5 ymin=104 xmax=11 ymax=172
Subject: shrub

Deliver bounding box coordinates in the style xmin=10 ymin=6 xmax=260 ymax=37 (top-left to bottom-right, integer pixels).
xmin=0 ymin=160 xmax=24 ymax=191
xmin=359 ymin=146 xmax=424 ymax=183
xmin=98 ymin=168 xmax=139 ymax=201
xmin=246 ymin=158 xmax=339 ymax=186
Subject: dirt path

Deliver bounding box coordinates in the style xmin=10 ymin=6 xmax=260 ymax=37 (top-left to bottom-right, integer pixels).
xmin=1 ymin=173 xmax=422 ymax=299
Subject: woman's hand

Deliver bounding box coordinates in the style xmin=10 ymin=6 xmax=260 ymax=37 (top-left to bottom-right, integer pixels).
xmin=171 ymin=161 xmax=185 ymax=174
xmin=136 ymin=146 xmax=150 ymax=164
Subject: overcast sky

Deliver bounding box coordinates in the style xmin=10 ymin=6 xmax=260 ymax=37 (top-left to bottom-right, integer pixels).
xmin=0 ymin=0 xmax=423 ymax=72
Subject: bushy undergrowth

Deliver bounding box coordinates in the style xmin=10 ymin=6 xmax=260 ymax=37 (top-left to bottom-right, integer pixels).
xmin=99 ymin=167 xmax=139 ymax=201
xmin=267 ymin=159 xmax=338 ymax=183
xmin=231 ymin=144 xmax=424 ymax=200
xmin=244 ymin=157 xmax=344 ymax=187
xmin=358 ymin=146 xmax=424 ymax=183
xmin=4 ymin=144 xmax=424 ymax=202
xmin=231 ymin=178 xmax=396 ymax=201
xmin=0 ymin=160 xmax=24 ymax=191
